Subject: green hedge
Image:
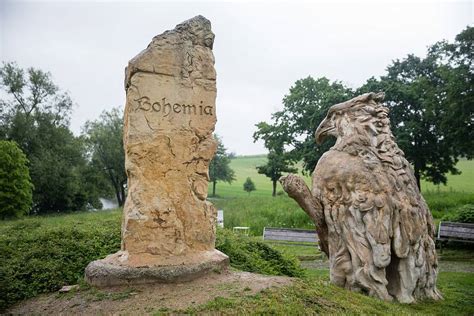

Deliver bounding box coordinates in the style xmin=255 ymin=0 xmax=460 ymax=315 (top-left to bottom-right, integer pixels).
xmin=442 ymin=204 xmax=474 ymax=223
xmin=0 ymin=210 xmax=302 ymax=311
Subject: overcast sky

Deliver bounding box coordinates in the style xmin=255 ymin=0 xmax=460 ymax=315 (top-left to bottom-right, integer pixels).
xmin=0 ymin=0 xmax=472 ymax=155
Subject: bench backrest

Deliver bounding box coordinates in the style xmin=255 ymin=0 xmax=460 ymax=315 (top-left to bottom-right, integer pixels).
xmin=438 ymin=221 xmax=474 ymax=241
xmin=263 ymin=227 xmax=318 ymax=243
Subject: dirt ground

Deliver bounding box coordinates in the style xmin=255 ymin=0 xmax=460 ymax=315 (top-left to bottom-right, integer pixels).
xmin=7 ymin=270 xmax=292 ymax=315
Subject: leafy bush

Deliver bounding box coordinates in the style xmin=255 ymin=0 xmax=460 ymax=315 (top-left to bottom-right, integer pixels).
xmin=0 ymin=140 xmax=33 ymax=219
xmin=442 ymin=204 xmax=474 ymax=223
xmin=0 ymin=213 xmax=121 ymax=311
xmin=216 ymin=228 xmax=304 ymax=277
xmin=0 ymin=211 xmax=303 ymax=311
xmin=424 ymin=192 xmax=474 ymax=214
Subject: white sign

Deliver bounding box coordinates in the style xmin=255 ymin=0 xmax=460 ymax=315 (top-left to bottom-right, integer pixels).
xmin=217 ymin=210 xmax=224 ymax=228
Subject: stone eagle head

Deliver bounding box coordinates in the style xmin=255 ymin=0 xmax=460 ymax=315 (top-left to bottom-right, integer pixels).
xmin=315 ymin=92 xmax=388 ymax=145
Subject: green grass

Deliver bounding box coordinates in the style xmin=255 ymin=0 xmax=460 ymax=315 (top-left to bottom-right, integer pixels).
xmin=208 ymin=157 xmax=474 ymax=234
xmin=210 ymin=156 xmax=474 ymax=198
xmin=213 ymin=195 xmax=314 ymax=236
xmin=181 ymin=270 xmax=474 ymax=315
xmin=1 ymin=208 xmax=473 ymax=315
xmin=212 ymin=194 xmax=474 ymax=237
xmin=0 ymin=210 xmax=302 ymax=311
xmin=422 ymin=160 xmax=474 ymax=193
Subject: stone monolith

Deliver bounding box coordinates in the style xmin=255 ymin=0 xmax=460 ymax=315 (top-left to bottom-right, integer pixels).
xmin=85 ymin=15 xmax=228 ymax=287
xmin=280 ymin=93 xmax=442 ymax=303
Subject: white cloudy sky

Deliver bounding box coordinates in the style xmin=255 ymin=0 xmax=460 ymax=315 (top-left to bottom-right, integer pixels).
xmin=0 ymin=0 xmax=472 ymax=155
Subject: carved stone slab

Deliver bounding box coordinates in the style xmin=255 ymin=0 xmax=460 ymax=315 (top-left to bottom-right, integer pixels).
xmin=85 ymin=16 xmax=228 ymax=287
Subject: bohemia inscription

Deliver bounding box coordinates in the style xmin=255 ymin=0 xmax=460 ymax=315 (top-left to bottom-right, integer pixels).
xmin=134 ymin=96 xmax=214 ymax=116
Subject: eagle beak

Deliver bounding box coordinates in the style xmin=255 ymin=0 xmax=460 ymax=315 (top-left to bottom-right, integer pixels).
xmin=315 ymin=115 xmax=336 ymax=144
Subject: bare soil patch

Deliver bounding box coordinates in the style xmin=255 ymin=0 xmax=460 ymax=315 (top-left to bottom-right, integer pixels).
xmin=8 ymin=270 xmax=292 ymax=315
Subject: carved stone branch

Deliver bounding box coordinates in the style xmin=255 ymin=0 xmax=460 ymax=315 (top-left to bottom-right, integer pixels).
xmin=279 ymin=174 xmax=329 ymax=256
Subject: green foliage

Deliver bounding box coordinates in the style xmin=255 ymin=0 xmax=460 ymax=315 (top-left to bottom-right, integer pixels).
xmin=358 ymin=26 xmax=473 ymax=188
xmin=254 ymin=77 xmax=354 ymax=174
xmin=442 ymin=204 xmax=474 ymax=223
xmin=0 ymin=141 xmax=33 ymax=219
xmin=256 ymin=150 xmax=297 ymax=196
xmin=0 ymin=62 xmax=101 ymax=213
xmin=0 ymin=210 xmax=122 ymax=311
xmin=243 ymin=177 xmax=256 ymax=195
xmin=83 ymin=107 xmax=126 ymax=206
xmin=216 ymin=228 xmax=304 ymax=277
xmin=209 ymin=134 xmax=236 ymax=197
xmin=0 ymin=210 xmax=302 ymax=311
xmin=254 ymin=27 xmax=472 ymax=190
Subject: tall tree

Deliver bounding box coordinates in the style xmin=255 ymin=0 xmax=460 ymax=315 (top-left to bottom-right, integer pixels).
xmin=254 ymin=77 xmax=354 ymax=174
xmin=209 ymin=135 xmax=235 ymax=197
xmin=358 ymin=26 xmax=473 ymax=189
xmin=83 ymin=107 xmax=127 ymax=206
xmin=0 ymin=62 xmax=100 ymax=213
xmin=256 ymin=149 xmax=297 ymax=197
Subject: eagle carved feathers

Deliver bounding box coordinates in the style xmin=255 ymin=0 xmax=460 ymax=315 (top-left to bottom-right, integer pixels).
xmin=280 ymin=92 xmax=441 ymax=303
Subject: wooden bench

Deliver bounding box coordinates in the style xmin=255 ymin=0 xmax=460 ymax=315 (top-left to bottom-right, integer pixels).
xmin=437 ymin=221 xmax=474 ymax=251
xmin=263 ymin=227 xmax=319 ymax=247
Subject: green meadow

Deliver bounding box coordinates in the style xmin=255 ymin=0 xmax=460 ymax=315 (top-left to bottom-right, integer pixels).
xmin=1 ymin=210 xmax=473 ymax=315
xmin=209 ymin=155 xmax=474 ymax=198
xmin=209 ymin=156 xmax=474 ymax=235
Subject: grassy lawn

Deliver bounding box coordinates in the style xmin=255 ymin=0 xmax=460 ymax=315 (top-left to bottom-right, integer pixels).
xmin=210 ymin=156 xmax=474 ymax=198
xmin=181 ymin=269 xmax=474 ymax=315
xmin=1 ymin=207 xmax=473 ymax=314
xmin=1 ymin=157 xmax=473 ymax=314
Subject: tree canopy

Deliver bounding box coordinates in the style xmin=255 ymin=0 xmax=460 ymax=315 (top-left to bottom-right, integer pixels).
xmin=83 ymin=107 xmax=127 ymax=206
xmin=254 ymin=26 xmax=473 ymax=190
xmin=243 ymin=177 xmax=256 ymax=195
xmin=0 ymin=62 xmax=101 ymax=213
xmin=0 ymin=140 xmax=33 ymax=219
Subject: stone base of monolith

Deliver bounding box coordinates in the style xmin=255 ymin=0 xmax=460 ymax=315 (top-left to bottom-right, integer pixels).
xmin=85 ymin=250 xmax=229 ymax=287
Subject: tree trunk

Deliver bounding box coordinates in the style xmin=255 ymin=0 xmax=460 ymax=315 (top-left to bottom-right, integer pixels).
xmin=212 ymin=180 xmax=216 ymax=197
xmin=119 ymin=181 xmax=126 ymax=207
xmin=114 ymin=184 xmax=123 ymax=207
xmin=272 ymin=180 xmax=277 ymax=197
xmin=414 ymin=166 xmax=421 ymax=191
xmin=279 ymin=174 xmax=329 ymax=256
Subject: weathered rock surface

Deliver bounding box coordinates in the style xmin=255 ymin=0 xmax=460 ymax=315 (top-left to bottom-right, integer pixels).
xmin=281 ymin=93 xmax=442 ymax=303
xmin=85 ymin=15 xmax=228 ymax=286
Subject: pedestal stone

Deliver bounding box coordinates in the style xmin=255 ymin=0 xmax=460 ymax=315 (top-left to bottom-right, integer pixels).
xmin=85 ymin=15 xmax=228 ymax=287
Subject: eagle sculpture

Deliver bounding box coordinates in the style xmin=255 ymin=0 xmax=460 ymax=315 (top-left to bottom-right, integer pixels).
xmin=280 ymin=92 xmax=442 ymax=303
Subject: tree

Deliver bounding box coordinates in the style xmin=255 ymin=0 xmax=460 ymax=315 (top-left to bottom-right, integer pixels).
xmin=0 ymin=62 xmax=101 ymax=213
xmin=209 ymin=135 xmax=235 ymax=197
xmin=256 ymin=149 xmax=297 ymax=197
xmin=254 ymin=77 xmax=354 ymax=174
xmin=358 ymin=26 xmax=473 ymax=189
xmin=0 ymin=141 xmax=33 ymax=219
xmin=83 ymin=108 xmax=127 ymax=206
xmin=243 ymin=177 xmax=256 ymax=195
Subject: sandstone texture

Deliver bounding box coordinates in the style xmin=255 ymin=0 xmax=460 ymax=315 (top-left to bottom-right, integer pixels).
xmin=281 ymin=93 xmax=442 ymax=303
xmin=85 ymin=15 xmax=228 ymax=286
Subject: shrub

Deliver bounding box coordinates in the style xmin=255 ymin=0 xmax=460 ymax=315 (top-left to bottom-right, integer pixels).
xmin=0 ymin=211 xmax=303 ymax=311
xmin=0 ymin=140 xmax=33 ymax=219
xmin=216 ymin=228 xmax=304 ymax=278
xmin=243 ymin=177 xmax=256 ymax=195
xmin=442 ymin=204 xmax=474 ymax=223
